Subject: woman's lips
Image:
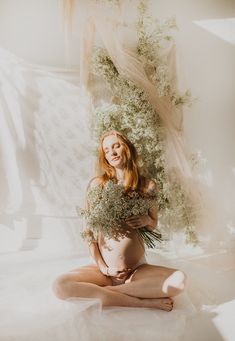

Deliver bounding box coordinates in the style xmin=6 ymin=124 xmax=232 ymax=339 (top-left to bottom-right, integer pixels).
xmin=112 ymin=156 xmax=120 ymax=161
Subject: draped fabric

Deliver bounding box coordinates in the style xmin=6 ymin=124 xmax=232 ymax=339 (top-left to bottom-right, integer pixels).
xmin=78 ymin=1 xmax=193 ymax=178
xmin=0 ymin=47 xmax=95 ymax=216
xmin=0 ymin=251 xmax=200 ymax=341
xmin=0 ymin=1 xmax=233 ymax=340
xmin=0 ymin=46 xmax=96 ymax=254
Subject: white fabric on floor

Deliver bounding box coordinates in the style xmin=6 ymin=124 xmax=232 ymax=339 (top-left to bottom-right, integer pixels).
xmin=1 ymin=247 xmax=235 ymax=341
xmin=0 ymin=251 xmax=193 ymax=341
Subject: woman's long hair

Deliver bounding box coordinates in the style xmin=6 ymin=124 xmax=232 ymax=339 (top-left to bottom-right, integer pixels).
xmin=97 ymin=130 xmax=146 ymax=193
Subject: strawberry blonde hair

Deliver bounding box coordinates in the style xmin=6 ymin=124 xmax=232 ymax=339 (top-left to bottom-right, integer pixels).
xmin=97 ymin=130 xmax=145 ymax=193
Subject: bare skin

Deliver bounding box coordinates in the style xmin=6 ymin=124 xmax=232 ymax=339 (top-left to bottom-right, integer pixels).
xmin=53 ymin=134 xmax=187 ymax=311
xmin=53 ymin=264 xmax=174 ymax=311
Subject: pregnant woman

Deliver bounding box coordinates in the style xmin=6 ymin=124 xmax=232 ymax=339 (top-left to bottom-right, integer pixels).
xmin=53 ymin=131 xmax=187 ymax=311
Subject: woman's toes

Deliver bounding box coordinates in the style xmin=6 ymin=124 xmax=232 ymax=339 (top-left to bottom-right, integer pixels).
xmin=162 ymin=297 xmax=174 ymax=311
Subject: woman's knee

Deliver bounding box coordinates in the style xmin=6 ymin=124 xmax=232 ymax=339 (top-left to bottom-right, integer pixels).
xmin=162 ymin=270 xmax=187 ymax=296
xmin=52 ymin=274 xmax=74 ymax=300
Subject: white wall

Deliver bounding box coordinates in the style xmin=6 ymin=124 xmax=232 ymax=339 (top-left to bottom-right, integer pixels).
xmin=0 ymin=0 xmax=69 ymax=66
xmin=149 ymin=0 xmax=235 ymax=242
xmin=0 ymin=0 xmax=234 ymax=249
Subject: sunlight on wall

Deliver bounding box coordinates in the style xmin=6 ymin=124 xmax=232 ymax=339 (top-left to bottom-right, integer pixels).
xmin=193 ymin=18 xmax=235 ymax=45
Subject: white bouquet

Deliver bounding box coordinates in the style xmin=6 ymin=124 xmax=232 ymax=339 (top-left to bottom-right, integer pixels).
xmin=77 ymin=180 xmax=162 ymax=249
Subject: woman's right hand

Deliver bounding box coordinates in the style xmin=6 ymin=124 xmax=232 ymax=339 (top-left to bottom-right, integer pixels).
xmin=100 ymin=265 xmax=132 ymax=278
xmin=114 ymin=268 xmax=132 ymax=279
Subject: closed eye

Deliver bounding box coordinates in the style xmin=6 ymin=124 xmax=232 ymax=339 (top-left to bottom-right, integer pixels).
xmin=104 ymin=143 xmax=120 ymax=153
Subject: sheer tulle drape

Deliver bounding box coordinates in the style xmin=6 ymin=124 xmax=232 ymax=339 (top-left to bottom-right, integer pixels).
xmin=78 ymin=2 xmax=192 ymax=178
xmin=0 ymin=47 xmax=97 ymax=255
xmin=0 ymin=2 xmax=228 ymax=340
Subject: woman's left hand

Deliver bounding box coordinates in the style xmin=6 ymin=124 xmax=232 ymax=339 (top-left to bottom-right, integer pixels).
xmin=124 ymin=215 xmax=151 ymax=229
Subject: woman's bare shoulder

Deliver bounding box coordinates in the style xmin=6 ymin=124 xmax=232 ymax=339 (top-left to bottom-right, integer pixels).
xmin=87 ymin=176 xmax=102 ymax=190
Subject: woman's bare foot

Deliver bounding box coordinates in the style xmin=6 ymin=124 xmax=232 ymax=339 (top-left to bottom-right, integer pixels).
xmin=105 ymin=285 xmax=174 ymax=310
xmin=141 ymin=297 xmax=174 ymax=311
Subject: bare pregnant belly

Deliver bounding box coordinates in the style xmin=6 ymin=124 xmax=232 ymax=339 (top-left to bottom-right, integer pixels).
xmin=98 ymin=229 xmax=145 ymax=270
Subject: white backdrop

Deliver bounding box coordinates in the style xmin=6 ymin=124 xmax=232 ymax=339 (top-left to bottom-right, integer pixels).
xmin=0 ymin=0 xmax=235 ymax=254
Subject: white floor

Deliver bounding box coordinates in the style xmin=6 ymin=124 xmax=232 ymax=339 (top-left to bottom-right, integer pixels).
xmin=0 ymin=248 xmax=234 ymax=341
xmin=181 ymin=251 xmax=235 ymax=341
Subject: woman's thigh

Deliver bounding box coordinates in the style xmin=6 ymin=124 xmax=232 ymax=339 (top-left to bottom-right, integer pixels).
xmin=64 ymin=263 xmax=113 ymax=287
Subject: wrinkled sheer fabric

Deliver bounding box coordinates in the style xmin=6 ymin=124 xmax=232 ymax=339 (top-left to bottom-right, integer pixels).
xmin=1 ymin=248 xmax=234 ymax=341
xmin=0 ymin=1 xmax=229 ymax=340
xmin=0 ymin=45 xmax=97 ymax=255
xmin=0 ymin=47 xmax=95 ymax=216
xmin=0 ymin=251 xmax=197 ymax=341
xmin=77 ymin=1 xmax=192 ymax=177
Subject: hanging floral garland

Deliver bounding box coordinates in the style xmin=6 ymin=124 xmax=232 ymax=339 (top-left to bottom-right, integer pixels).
xmin=90 ymin=1 xmax=199 ymax=246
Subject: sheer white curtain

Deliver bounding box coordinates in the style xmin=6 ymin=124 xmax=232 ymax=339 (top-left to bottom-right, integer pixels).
xmin=0 ymin=46 xmax=95 ymax=255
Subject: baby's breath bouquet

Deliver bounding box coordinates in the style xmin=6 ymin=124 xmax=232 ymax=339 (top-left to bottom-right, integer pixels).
xmin=77 ymin=180 xmax=162 ymax=249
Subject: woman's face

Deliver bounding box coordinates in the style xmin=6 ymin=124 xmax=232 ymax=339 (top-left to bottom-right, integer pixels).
xmin=102 ymin=134 xmax=125 ymax=168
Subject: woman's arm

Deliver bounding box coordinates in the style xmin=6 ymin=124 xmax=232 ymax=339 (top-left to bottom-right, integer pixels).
xmin=85 ymin=176 xmax=109 ymax=275
xmin=124 ymin=179 xmax=158 ymax=231
xmin=145 ymin=179 xmax=158 ymax=231
xmin=145 ymin=202 xmax=158 ymax=231
xmin=88 ymin=240 xmax=109 ymax=275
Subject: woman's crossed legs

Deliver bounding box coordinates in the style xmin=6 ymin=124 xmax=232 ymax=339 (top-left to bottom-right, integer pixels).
xmin=53 ymin=263 xmax=187 ymax=311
